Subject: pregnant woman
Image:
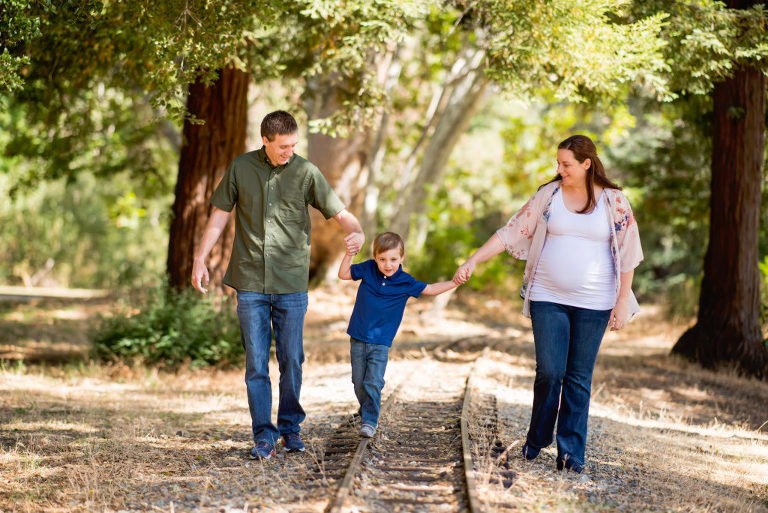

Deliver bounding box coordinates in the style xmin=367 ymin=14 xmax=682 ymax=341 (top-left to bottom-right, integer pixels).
xmin=453 ymin=135 xmax=643 ymax=473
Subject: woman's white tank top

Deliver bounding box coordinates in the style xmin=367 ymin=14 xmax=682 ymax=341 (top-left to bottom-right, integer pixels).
xmin=529 ymin=190 xmax=615 ymax=310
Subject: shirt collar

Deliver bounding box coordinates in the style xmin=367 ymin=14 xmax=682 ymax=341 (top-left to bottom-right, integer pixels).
xmin=374 ymin=262 xmax=403 ymax=280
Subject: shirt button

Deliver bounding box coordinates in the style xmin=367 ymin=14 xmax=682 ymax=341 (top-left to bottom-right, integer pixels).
xmin=269 ymin=202 xmax=272 ymax=206
xmin=382 ymin=282 xmax=385 ymax=286
xmin=267 ymin=219 xmax=272 ymax=223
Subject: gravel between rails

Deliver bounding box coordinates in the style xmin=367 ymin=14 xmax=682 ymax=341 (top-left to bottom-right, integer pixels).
xmin=340 ymin=358 xmax=474 ymax=513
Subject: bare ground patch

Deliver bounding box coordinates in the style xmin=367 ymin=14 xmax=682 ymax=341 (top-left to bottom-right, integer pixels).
xmin=0 ymin=287 xmax=766 ymax=512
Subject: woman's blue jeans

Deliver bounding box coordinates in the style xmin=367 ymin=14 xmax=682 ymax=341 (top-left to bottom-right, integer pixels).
xmin=350 ymin=338 xmax=390 ymax=427
xmin=237 ymin=291 xmax=307 ymax=445
xmin=527 ymin=300 xmax=611 ymax=468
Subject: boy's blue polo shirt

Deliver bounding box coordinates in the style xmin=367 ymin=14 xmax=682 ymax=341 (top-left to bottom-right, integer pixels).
xmin=347 ymin=259 xmax=427 ymax=346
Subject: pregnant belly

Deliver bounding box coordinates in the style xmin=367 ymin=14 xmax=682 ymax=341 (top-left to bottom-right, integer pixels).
xmin=534 ymin=235 xmax=613 ymax=294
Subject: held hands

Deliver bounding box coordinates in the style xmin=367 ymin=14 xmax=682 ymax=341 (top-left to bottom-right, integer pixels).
xmin=610 ymin=297 xmax=630 ymax=331
xmin=191 ymin=258 xmax=210 ymax=295
xmin=344 ymin=231 xmax=364 ymax=256
xmin=453 ymin=260 xmax=476 ymax=286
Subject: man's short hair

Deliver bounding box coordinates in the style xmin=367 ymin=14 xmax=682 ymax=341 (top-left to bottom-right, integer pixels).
xmin=261 ymin=111 xmax=298 ymax=141
xmin=373 ymin=232 xmax=405 ymax=256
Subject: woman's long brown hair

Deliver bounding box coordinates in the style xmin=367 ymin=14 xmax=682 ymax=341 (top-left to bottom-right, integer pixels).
xmin=540 ymin=135 xmax=622 ymax=213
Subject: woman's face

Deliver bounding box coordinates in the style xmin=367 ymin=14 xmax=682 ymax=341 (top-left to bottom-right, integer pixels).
xmin=556 ymin=149 xmax=591 ymax=188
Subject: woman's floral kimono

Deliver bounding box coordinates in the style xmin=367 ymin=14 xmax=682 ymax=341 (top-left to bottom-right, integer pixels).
xmin=495 ymin=181 xmax=644 ymax=318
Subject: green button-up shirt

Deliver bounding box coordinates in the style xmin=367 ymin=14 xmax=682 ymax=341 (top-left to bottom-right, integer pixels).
xmin=211 ymin=148 xmax=345 ymax=293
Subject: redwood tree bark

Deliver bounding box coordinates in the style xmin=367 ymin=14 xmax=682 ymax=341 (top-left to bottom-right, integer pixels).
xmin=166 ymin=67 xmax=249 ymax=291
xmin=672 ymin=62 xmax=768 ymax=378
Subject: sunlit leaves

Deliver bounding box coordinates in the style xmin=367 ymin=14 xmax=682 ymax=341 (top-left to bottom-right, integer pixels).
xmin=480 ymin=0 xmax=670 ymax=102
xmin=628 ymin=1 xmax=768 ymax=95
xmin=0 ymin=0 xmax=44 ymax=92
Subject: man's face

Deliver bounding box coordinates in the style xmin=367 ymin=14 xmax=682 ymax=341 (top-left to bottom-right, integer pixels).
xmin=263 ymin=132 xmax=298 ymax=166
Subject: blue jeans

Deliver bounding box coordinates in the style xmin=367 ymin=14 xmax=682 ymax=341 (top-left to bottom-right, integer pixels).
xmin=350 ymin=338 xmax=390 ymax=427
xmin=527 ymin=301 xmax=611 ymax=468
xmin=237 ymin=291 xmax=308 ymax=445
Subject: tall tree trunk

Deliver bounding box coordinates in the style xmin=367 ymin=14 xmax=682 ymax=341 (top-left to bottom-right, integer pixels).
xmin=166 ymin=67 xmax=249 ymax=291
xmin=390 ymin=49 xmax=488 ymax=242
xmin=304 ymin=75 xmax=371 ymax=281
xmin=672 ymin=63 xmax=767 ymax=379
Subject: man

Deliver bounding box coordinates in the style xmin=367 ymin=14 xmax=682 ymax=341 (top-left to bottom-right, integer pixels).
xmin=191 ymin=110 xmax=364 ymax=460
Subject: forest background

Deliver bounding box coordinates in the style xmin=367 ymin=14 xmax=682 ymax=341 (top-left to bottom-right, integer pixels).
xmin=1 ymin=0 xmax=768 ymax=377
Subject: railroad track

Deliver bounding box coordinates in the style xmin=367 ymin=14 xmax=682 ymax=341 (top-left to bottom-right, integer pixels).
xmin=307 ymin=354 xmax=512 ymax=513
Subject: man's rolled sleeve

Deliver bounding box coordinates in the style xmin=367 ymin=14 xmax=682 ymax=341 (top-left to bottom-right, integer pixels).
xmin=210 ymin=161 xmax=238 ymax=212
xmin=307 ymin=167 xmax=345 ymax=219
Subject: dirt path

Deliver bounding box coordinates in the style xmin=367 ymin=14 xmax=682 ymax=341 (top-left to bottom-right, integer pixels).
xmin=0 ymin=287 xmax=767 ymax=512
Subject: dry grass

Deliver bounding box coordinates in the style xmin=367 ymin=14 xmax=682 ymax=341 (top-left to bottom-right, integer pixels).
xmin=465 ymin=303 xmax=768 ymax=513
xmin=1 ymin=288 xmax=767 ymax=512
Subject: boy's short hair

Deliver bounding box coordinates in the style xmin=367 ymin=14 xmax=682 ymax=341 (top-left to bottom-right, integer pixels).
xmin=261 ymin=110 xmax=298 ymax=141
xmin=373 ymin=232 xmax=405 ymax=256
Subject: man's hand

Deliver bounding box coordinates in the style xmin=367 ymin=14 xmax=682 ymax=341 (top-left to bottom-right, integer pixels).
xmin=191 ymin=258 xmax=210 ymax=295
xmin=189 ymin=208 xmax=231 ymax=295
xmin=344 ymin=231 xmax=364 ymax=255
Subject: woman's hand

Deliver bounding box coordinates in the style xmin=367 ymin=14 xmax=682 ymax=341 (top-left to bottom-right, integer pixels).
xmin=453 ymin=261 xmax=476 ymax=285
xmin=609 ymin=297 xmax=630 ymax=331
xmin=452 ymin=234 xmax=505 ymax=286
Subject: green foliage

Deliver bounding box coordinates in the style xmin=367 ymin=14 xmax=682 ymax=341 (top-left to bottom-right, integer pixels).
xmin=0 ymin=101 xmax=172 ymax=289
xmin=409 ymin=183 xmax=525 ymax=294
xmin=10 ymin=0 xmax=429 ymax=125
xmin=628 ymin=1 xmax=768 ymax=95
xmin=607 ymin=94 xmax=712 ymax=300
xmin=91 ymin=284 xmax=242 ymax=369
xmin=5 ymin=0 xmax=431 ymax=192
xmin=759 ymin=256 xmax=768 ymax=327
xmin=0 ymin=94 xmax=173 ymax=289
xmin=0 ymin=0 xmax=42 ymax=92
xmin=3 ymin=89 xmax=177 ymax=195
xmin=11 ymin=1 xmax=280 ymax=117
xmin=0 ymin=171 xmax=171 ymax=289
xmin=481 ymin=0 xmax=670 ymax=102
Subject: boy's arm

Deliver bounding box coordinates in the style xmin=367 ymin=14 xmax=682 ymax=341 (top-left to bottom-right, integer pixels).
xmin=338 ymin=252 xmax=354 ymax=280
xmin=421 ymin=280 xmax=458 ymax=296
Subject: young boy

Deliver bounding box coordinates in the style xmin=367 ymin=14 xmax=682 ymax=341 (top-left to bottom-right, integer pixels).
xmin=338 ymin=232 xmax=460 ymax=438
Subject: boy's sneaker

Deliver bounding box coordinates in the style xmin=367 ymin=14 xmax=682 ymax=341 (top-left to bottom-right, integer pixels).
xmin=282 ymin=432 xmax=305 ymax=453
xmin=522 ymin=443 xmax=540 ymax=461
xmin=249 ymin=441 xmax=274 ymax=460
xmin=360 ymin=424 xmax=376 ymax=438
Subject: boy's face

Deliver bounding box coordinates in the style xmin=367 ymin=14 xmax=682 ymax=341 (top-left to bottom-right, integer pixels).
xmin=374 ymin=248 xmax=404 ymax=277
